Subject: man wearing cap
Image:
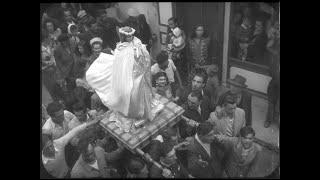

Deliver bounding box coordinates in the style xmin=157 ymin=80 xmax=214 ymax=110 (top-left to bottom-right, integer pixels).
xmin=77 ymin=10 xmax=91 ymax=34
xmin=216 ymin=75 xmax=252 ymax=126
xmin=124 ymin=8 xmax=152 ymax=52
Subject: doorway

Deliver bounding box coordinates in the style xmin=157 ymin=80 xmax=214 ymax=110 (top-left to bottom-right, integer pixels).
xmin=175 ymin=2 xmax=225 ymax=80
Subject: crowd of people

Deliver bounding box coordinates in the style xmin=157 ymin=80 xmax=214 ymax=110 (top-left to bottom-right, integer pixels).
xmin=41 ymin=3 xmax=279 ymax=178
xmin=230 ymin=2 xmax=280 ymax=67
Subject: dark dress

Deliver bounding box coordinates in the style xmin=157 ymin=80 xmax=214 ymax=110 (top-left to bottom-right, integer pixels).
xmin=187 ymin=37 xmax=211 ymax=85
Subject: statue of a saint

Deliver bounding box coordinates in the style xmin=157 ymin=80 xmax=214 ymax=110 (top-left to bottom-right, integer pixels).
xmin=86 ymin=26 xmax=163 ymax=132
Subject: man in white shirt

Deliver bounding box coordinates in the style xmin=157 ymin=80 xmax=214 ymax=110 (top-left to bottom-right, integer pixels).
xmin=69 ymin=102 xmax=97 ymax=146
xmin=42 ymin=101 xmax=78 ymax=141
xmin=42 ymin=115 xmax=102 ymax=178
xmin=71 ymin=132 xmax=125 ymax=178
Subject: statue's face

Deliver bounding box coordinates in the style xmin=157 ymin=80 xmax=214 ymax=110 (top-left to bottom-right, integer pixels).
xmin=125 ymin=35 xmax=133 ymax=42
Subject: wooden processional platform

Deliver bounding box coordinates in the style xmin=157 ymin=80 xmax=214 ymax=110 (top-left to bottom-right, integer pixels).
xmin=99 ymin=93 xmax=185 ymax=153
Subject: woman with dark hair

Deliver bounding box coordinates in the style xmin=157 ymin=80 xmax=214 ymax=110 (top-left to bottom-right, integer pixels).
xmin=166 ymin=17 xmax=187 ymax=85
xmin=152 ymin=72 xmax=174 ymax=101
xmin=186 ymin=24 xmax=212 ymax=85
xmin=73 ymin=40 xmax=91 ymax=72
xmin=43 ymin=18 xmax=62 ymax=50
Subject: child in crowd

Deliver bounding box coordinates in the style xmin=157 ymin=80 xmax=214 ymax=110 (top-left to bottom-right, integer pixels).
xmin=236 ymin=17 xmax=252 ymax=61
xmin=152 ymin=72 xmax=174 ymax=101
xmin=68 ymin=24 xmax=80 ymax=44
xmin=151 ymin=52 xmax=183 ymax=101
xmin=167 ymin=27 xmax=185 ymax=59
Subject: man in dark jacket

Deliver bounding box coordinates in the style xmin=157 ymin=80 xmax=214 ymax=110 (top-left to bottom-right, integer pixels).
xmin=60 ymin=8 xmax=78 ymax=34
xmin=179 ymin=90 xmax=211 ymax=138
xmin=123 ymin=8 xmax=152 ymax=52
xmin=185 ymin=121 xmax=224 ymax=178
xmin=149 ymin=141 xmax=192 ymax=178
xmin=177 ymin=69 xmax=212 ymax=110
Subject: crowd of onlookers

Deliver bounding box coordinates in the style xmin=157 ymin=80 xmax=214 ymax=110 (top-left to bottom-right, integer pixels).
xmin=41 ymin=3 xmax=279 ymax=178
xmin=230 ymin=2 xmax=280 ymax=67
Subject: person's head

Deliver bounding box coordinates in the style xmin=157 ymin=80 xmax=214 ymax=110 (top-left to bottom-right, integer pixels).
xmin=127 ymin=8 xmax=140 ymax=18
xmin=88 ymin=19 xmax=99 ymax=34
xmin=162 ymin=127 xmax=178 ymax=141
xmin=127 ymin=157 xmax=149 ymax=178
xmin=255 ymin=20 xmax=264 ymax=34
xmin=222 ymin=94 xmax=237 ymax=116
xmin=228 ymin=83 xmax=241 ymax=94
xmin=156 ymin=52 xmax=169 ymax=70
xmin=196 ymin=121 xmax=215 ymax=144
xmin=69 ymin=24 xmax=78 ymax=36
xmin=187 ymin=90 xmax=203 ymax=110
xmin=63 ymin=9 xmax=73 ymax=22
xmin=77 ymin=40 xmax=88 ymax=56
xmin=168 ymin=17 xmax=178 ymax=30
xmin=97 ymin=9 xmax=107 ymax=21
xmin=192 ymin=69 xmax=208 ymax=91
xmin=191 ymin=24 xmax=209 ymax=39
xmin=233 ymin=11 xmax=243 ymax=24
xmin=46 ymin=101 xmax=64 ymax=124
xmin=73 ymin=102 xmax=87 ymax=122
xmin=119 ymin=26 xmax=135 ymax=43
xmin=155 ymin=72 xmax=169 ymax=87
xmin=239 ymin=126 xmax=256 ymax=149
xmin=78 ymin=136 xmax=96 ymax=164
xmin=160 ymin=141 xmax=177 ymax=165
xmin=77 ymin=10 xmax=88 ymax=21
xmin=44 ymin=19 xmax=56 ymax=33
xmin=91 ymin=41 xmax=103 ymax=57
xmin=57 ymin=33 xmax=70 ymax=47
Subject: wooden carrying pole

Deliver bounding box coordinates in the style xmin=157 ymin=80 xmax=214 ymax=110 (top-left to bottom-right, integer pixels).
xmin=136 ymin=148 xmax=164 ymax=170
xmin=136 ymin=147 xmax=174 ymax=178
